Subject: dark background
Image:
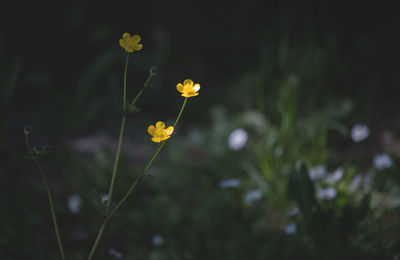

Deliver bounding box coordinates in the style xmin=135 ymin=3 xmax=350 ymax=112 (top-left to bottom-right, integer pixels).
xmin=1 ymin=0 xmax=400 ymax=259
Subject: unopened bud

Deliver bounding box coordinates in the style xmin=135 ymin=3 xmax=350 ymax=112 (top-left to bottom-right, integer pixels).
xmin=24 ymin=125 xmax=32 ymax=135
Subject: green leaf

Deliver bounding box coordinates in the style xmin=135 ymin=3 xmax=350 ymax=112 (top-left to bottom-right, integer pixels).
xmin=87 ymin=189 xmax=108 ymax=216
xmin=288 ymin=161 xmax=318 ymax=221
xmin=127 ymin=104 xmax=141 ymax=114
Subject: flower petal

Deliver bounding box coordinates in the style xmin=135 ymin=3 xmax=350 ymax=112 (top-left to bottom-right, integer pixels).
xmin=193 ymin=83 xmax=200 ymax=92
xmin=122 ymin=33 xmax=131 ymax=39
xmin=148 ymin=125 xmax=156 ymax=136
xmin=134 ymin=43 xmax=143 ymax=51
xmin=165 ymin=126 xmax=174 ymax=135
xmin=132 ymin=34 xmax=141 ymax=43
xmin=177 ymin=83 xmax=184 ymax=93
xmin=119 ymin=39 xmax=126 ymax=48
xmin=152 ymin=137 xmax=162 ymax=143
xmin=156 ymin=121 xmax=165 ymax=129
xmin=183 ymin=79 xmax=193 ymax=87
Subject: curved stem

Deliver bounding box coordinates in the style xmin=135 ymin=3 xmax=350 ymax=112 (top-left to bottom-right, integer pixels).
xmin=87 ymin=98 xmax=189 ymax=260
xmin=173 ymin=97 xmax=187 ymax=129
xmin=105 ymin=115 xmax=126 ymax=212
xmin=122 ymin=53 xmax=131 ymax=109
xmin=129 ymin=69 xmax=155 ymax=108
xmin=25 ymin=134 xmax=66 ymax=260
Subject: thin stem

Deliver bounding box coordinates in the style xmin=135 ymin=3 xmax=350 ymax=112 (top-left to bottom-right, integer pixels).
xmin=105 ymin=115 xmax=126 ymax=212
xmin=87 ymin=217 xmax=108 ymax=260
xmin=129 ymin=69 xmax=155 ymax=108
xmin=173 ymin=97 xmax=188 ymax=129
xmin=122 ymin=53 xmax=131 ymax=109
xmin=107 ymin=65 xmax=155 ymax=213
xmin=87 ymin=98 xmax=189 ymax=260
xmin=25 ymin=134 xmax=65 ymax=260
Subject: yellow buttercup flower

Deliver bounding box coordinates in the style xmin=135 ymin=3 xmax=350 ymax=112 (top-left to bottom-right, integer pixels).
xmin=176 ymin=79 xmax=200 ymax=97
xmin=148 ymin=121 xmax=174 ymax=143
xmin=119 ymin=33 xmax=143 ymax=53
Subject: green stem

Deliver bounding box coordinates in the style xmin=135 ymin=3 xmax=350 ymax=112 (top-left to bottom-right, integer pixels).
xmin=173 ymin=97 xmax=188 ymax=129
xmin=129 ymin=68 xmax=155 ymax=108
xmin=25 ymin=134 xmax=65 ymax=260
xmin=122 ymin=53 xmax=131 ymax=109
xmin=105 ymin=115 xmax=126 ymax=212
xmin=87 ymin=98 xmax=188 ymax=260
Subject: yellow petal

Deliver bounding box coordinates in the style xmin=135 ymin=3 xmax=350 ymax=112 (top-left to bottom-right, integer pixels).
xmin=119 ymin=39 xmax=125 ymax=48
xmin=187 ymin=90 xmax=198 ymax=97
xmin=132 ymin=34 xmax=141 ymax=43
xmin=193 ymin=83 xmax=200 ymax=92
xmin=122 ymin=33 xmax=131 ymax=39
xmin=177 ymin=83 xmax=184 ymax=93
xmin=165 ymin=126 xmax=174 ymax=135
xmin=152 ymin=137 xmax=162 ymax=143
xmin=148 ymin=125 xmax=156 ymax=136
xmin=155 ymin=121 xmax=165 ymax=129
xmin=183 ymin=79 xmax=193 ymax=87
xmin=133 ymin=43 xmax=143 ymax=51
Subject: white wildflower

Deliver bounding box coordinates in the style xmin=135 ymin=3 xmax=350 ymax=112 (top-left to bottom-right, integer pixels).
xmin=109 ymin=248 xmax=123 ymax=259
xmin=102 ymin=194 xmax=109 ymax=203
xmin=326 ymin=167 xmax=344 ymax=184
xmin=373 ymin=154 xmax=393 ymax=170
xmin=350 ymin=174 xmax=371 ymax=191
xmin=285 ymin=206 xmax=300 ymax=217
xmin=152 ymin=234 xmax=164 ymax=247
xmin=351 ymin=124 xmax=369 ymax=143
xmin=219 ymin=178 xmax=241 ymax=188
xmin=68 ymin=194 xmax=82 ymax=214
xmin=243 ymin=189 xmax=262 ymax=204
xmin=308 ymin=165 xmax=326 ymax=181
xmin=284 ymin=223 xmax=297 ymax=235
xmin=228 ymin=128 xmax=248 ymax=151
xmin=317 ymin=187 xmax=337 ymax=200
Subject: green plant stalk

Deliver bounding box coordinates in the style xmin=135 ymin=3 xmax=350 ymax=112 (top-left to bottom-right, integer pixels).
xmin=105 ymin=52 xmax=131 ymax=213
xmin=87 ymin=98 xmax=189 ymax=260
xmin=122 ymin=53 xmax=131 ymax=109
xmin=173 ymin=97 xmax=187 ymax=129
xmin=105 ymin=115 xmax=126 ymax=212
xmin=25 ymin=134 xmax=65 ymax=260
xmin=128 ymin=68 xmax=155 ymax=108
xmin=106 ymin=57 xmax=155 ymax=213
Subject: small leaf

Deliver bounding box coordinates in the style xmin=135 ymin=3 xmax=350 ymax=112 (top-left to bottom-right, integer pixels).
xmin=127 ymin=104 xmax=141 ymax=114
xmin=87 ymin=189 xmax=108 ymax=216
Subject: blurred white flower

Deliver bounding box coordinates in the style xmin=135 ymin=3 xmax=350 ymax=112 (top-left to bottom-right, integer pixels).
xmin=351 ymin=124 xmax=369 ymax=143
xmin=373 ymin=154 xmax=393 ymax=170
xmin=151 ymin=234 xmax=164 ymax=247
xmin=68 ymin=194 xmax=82 ymax=214
xmin=102 ymin=194 xmax=109 ymax=203
xmin=284 ymin=223 xmax=297 ymax=235
xmin=219 ymin=178 xmax=241 ymax=188
xmin=317 ymin=187 xmax=337 ymax=200
xmin=243 ymin=189 xmax=262 ymax=204
xmin=285 ymin=206 xmax=300 ymax=217
xmin=308 ymin=165 xmax=326 ymax=181
xmin=350 ymin=174 xmax=371 ymax=191
xmin=228 ymin=128 xmax=248 ymax=151
xmin=109 ymin=248 xmax=123 ymax=259
xmin=326 ymin=167 xmax=344 ymax=184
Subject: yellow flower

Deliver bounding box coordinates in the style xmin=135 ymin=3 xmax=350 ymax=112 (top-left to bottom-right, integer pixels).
xmin=176 ymin=79 xmax=200 ymax=97
xmin=148 ymin=121 xmax=174 ymax=143
xmin=119 ymin=33 xmax=143 ymax=53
